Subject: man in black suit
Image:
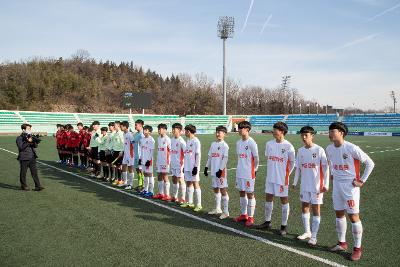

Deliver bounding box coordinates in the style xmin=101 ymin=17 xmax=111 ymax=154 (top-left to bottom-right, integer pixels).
xmin=16 ymin=123 xmax=44 ymax=191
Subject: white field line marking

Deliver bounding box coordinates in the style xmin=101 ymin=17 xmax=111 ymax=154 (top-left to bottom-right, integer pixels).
xmin=0 ymin=147 xmax=346 ymax=267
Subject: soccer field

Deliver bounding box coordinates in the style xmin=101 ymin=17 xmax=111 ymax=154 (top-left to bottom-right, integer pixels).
xmin=0 ymin=134 xmax=399 ymax=266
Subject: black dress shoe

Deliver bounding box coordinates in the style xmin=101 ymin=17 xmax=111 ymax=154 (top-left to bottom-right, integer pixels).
xmin=254 ymin=221 xmax=272 ymax=230
xmin=21 ymin=186 xmax=30 ymax=191
xmin=34 ymin=186 xmax=45 ymax=191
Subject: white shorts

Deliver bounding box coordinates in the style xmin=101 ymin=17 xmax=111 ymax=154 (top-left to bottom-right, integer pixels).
xmin=235 ymin=178 xmax=255 ymax=193
xmin=171 ymin=167 xmax=183 ymax=178
xmin=141 ymin=164 xmax=153 ymax=174
xmin=184 ymin=171 xmax=200 ymax=182
xmin=157 ymin=164 xmax=170 ymax=174
xmin=332 ymin=180 xmax=360 ymax=214
xmin=212 ymin=176 xmax=228 ymax=189
xmin=122 ymin=154 xmax=135 ymax=166
xmin=265 ymin=181 xmax=289 ymax=197
xmin=300 ymin=191 xmax=324 ymax=205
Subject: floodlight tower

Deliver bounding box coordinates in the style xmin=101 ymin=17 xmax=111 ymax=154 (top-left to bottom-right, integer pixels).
xmin=218 ymin=16 xmax=235 ymax=115
xmin=390 ymin=90 xmax=397 ymax=113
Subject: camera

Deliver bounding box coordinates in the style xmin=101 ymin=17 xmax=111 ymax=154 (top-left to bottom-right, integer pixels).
xmin=23 ymin=132 xmax=42 ymax=144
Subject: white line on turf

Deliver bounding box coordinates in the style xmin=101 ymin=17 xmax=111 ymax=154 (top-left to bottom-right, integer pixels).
xmin=0 ymin=147 xmax=346 ymax=267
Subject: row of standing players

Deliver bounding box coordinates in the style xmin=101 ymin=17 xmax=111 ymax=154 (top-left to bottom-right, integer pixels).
xmin=55 ymin=120 xmax=374 ymax=262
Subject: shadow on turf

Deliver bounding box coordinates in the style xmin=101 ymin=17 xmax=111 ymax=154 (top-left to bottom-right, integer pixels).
xmin=38 ymin=160 xmax=351 ymax=262
xmin=0 ymin=182 xmax=23 ymax=191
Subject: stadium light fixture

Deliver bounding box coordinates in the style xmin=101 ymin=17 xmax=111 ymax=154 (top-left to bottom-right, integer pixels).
xmin=390 ymin=91 xmax=397 ymax=113
xmin=218 ymin=16 xmax=235 ymax=115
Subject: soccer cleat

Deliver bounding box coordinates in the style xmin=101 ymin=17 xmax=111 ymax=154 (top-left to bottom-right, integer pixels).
xmin=233 ymin=214 xmax=249 ymax=222
xmin=144 ymin=192 xmax=154 ymax=198
xmin=89 ymin=173 xmax=95 ymax=177
xmin=279 ymin=225 xmax=288 ymax=236
xmin=124 ymin=185 xmax=133 ymax=190
xmin=171 ymin=197 xmax=176 ymax=202
xmin=254 ymin=221 xmax=272 ymax=230
xmin=112 ymin=180 xmax=119 ymax=186
xmin=177 ymin=198 xmax=185 ymax=204
xmin=329 ymin=242 xmax=348 ymax=252
xmin=139 ymin=190 xmax=148 ymax=196
xmin=219 ymin=213 xmax=230 ymax=220
xmin=161 ymin=195 xmax=172 ymax=202
xmin=180 ymin=203 xmax=195 ymax=208
xmin=350 ymin=247 xmax=362 ymax=261
xmin=117 ymin=182 xmax=127 ymax=188
xmin=152 ymin=193 xmax=163 ymax=199
xmin=193 ymin=205 xmax=203 ymax=212
xmin=244 ymin=217 xmax=254 ymax=227
xmin=105 ymin=177 xmax=110 ymax=182
xmin=297 ymin=232 xmax=312 ymax=240
xmin=208 ymin=208 xmax=223 ymax=215
xmin=308 ymin=238 xmax=317 ymax=247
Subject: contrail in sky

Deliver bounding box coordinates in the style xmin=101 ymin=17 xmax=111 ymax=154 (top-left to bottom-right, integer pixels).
xmin=241 ymin=0 xmax=255 ymax=33
xmin=365 ymin=1 xmax=400 ymax=22
xmin=259 ymin=14 xmax=273 ymax=34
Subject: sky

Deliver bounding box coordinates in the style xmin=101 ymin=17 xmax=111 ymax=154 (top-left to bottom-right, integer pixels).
xmin=0 ymin=0 xmax=399 ymax=110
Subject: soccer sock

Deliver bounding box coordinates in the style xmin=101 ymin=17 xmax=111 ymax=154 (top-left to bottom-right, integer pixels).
xmin=282 ymin=203 xmax=290 ymax=226
xmin=99 ymin=165 xmax=104 ymax=177
xmin=215 ymin=192 xmax=222 ymax=210
xmin=352 ymin=221 xmax=363 ymax=248
xmin=148 ymin=176 xmax=155 ymax=193
xmin=138 ymin=173 xmax=144 ymax=187
xmin=127 ymin=172 xmax=134 ymax=186
xmin=73 ymin=155 xmax=79 ymax=165
xmin=117 ymin=169 xmax=122 ymax=180
xmin=109 ymin=167 xmax=114 ymax=179
xmin=180 ymin=182 xmax=186 ymax=200
xmin=264 ymin=201 xmax=273 ymax=222
xmin=103 ymin=166 xmax=109 ymax=177
xmin=194 ymin=188 xmax=202 ymax=206
xmin=336 ymin=217 xmax=347 ymax=243
xmin=311 ymin=216 xmax=321 ymax=239
xmin=302 ymin=212 xmax=311 ymax=233
xmin=164 ymin=181 xmax=170 ymax=196
xmin=247 ymin=198 xmax=256 ymax=218
xmin=122 ymin=171 xmax=127 ymax=184
xmin=172 ymin=183 xmax=179 ymax=199
xmin=158 ymin=180 xmax=164 ymax=195
xmin=144 ymin=176 xmax=149 ymax=191
xmin=221 ymin=194 xmax=229 ymax=214
xmin=58 ymin=153 xmax=62 ymax=161
xmin=240 ymin=196 xmax=248 ymax=215
xmin=187 ymin=186 xmax=194 ymax=204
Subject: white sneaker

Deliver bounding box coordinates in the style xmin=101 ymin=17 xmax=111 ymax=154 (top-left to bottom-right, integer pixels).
xmin=124 ymin=185 xmax=133 ymax=190
xmin=297 ymin=232 xmax=311 ymax=240
xmin=117 ymin=183 xmax=127 ymax=188
xmin=96 ymin=175 xmax=103 ymax=179
xmin=208 ymin=208 xmax=223 ymax=215
xmin=219 ymin=213 xmax=230 ymax=219
xmin=90 ymin=173 xmax=95 ymax=177
xmin=308 ymin=237 xmax=317 ymax=246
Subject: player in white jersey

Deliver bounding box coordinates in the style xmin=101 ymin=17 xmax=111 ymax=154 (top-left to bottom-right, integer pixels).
xmin=204 ymin=125 xmax=230 ymax=219
xmin=180 ymin=124 xmax=202 ymax=212
xmin=138 ymin=125 xmax=155 ymax=198
xmin=292 ymin=126 xmax=329 ymax=246
xmin=120 ymin=121 xmax=135 ymax=189
xmin=170 ymin=123 xmax=187 ymax=204
xmin=153 ymin=124 xmax=172 ymax=201
xmin=255 ymin=122 xmax=295 ymax=235
xmin=326 ymin=122 xmax=375 ymax=261
xmin=233 ymin=121 xmax=259 ymax=227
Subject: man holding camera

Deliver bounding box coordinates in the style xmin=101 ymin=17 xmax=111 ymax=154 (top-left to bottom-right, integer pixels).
xmin=16 ymin=123 xmax=44 ymax=191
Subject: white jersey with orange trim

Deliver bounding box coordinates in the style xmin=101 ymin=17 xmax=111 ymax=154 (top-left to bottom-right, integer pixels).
xmin=156 ymin=135 xmax=171 ymax=167
xmin=123 ymin=132 xmax=135 ymax=159
xmin=265 ymin=139 xmax=295 ymax=186
xmin=236 ymin=137 xmax=259 ymax=179
xmin=207 ymin=140 xmax=229 ymax=178
xmin=326 ymin=141 xmax=374 ymax=183
xmin=170 ymin=136 xmax=186 ymax=169
xmin=184 ymin=137 xmax=201 ymax=171
xmin=140 ymin=135 xmax=155 ymax=168
xmin=293 ymin=144 xmax=329 ymax=193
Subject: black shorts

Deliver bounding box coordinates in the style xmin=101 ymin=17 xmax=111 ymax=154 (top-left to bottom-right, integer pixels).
xmin=99 ymin=150 xmax=107 ymax=162
xmin=112 ymin=151 xmax=123 ymax=166
xmin=79 ymin=144 xmax=85 ymax=154
xmin=91 ymin=147 xmax=100 ymax=160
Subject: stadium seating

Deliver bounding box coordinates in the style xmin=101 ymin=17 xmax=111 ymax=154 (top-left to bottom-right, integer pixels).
xmin=0 ymin=111 xmax=24 ymax=133
xmin=184 ymin=115 xmax=229 ymax=132
xmin=249 ymin=115 xmax=285 ymax=131
xmin=77 ymin=113 xmax=130 ymax=127
xmin=343 ymin=114 xmax=400 ymax=132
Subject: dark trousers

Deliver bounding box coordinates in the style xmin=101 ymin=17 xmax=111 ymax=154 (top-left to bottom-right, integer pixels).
xmin=19 ymin=159 xmax=41 ymax=188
